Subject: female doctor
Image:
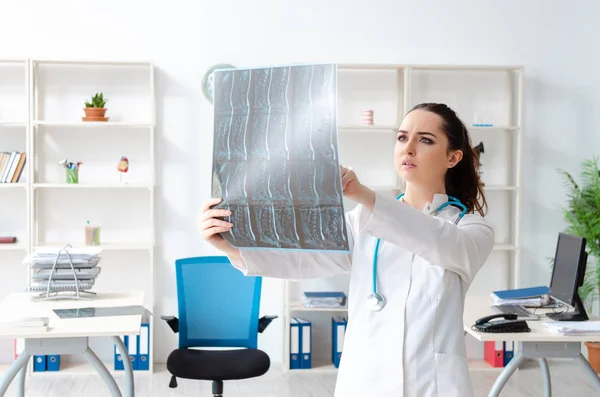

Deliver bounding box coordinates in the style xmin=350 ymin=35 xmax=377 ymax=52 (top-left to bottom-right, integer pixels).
xmin=198 ymin=102 xmax=495 ymax=397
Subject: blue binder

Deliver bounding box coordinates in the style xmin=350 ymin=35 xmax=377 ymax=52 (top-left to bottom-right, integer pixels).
xmin=33 ymin=355 xmax=46 ymax=372
xmin=296 ymin=317 xmax=312 ymax=369
xmin=114 ymin=335 xmax=126 ymax=371
xmin=47 ymin=354 xmax=60 ymax=371
xmin=138 ymin=322 xmax=150 ymax=370
xmin=332 ymin=317 xmax=347 ymax=368
xmin=492 ymin=286 xmax=549 ymax=300
xmin=290 ymin=318 xmax=300 ymax=369
xmin=503 ymin=341 xmax=514 ymax=366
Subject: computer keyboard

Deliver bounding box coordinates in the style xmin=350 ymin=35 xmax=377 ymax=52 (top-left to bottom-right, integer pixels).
xmin=492 ymin=304 xmax=540 ymax=319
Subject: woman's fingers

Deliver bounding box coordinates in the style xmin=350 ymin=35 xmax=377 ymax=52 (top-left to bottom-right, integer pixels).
xmin=203 ymin=226 xmax=232 ymax=238
xmin=201 ymin=198 xmax=223 ymax=212
xmin=199 ymin=208 xmax=232 ymax=222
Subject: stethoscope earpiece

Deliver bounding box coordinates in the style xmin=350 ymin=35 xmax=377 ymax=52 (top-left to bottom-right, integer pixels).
xmin=370 ymin=194 xmax=466 ymax=312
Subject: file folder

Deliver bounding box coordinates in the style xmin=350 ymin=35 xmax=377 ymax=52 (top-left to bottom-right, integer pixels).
xmin=128 ymin=334 xmax=138 ymax=370
xmin=492 ymin=286 xmax=549 ymax=300
xmin=296 ymin=317 xmax=312 ymax=369
xmin=114 ymin=335 xmax=126 ymax=371
xmin=484 ymin=341 xmax=504 ymax=367
xmin=47 ymin=354 xmax=60 ymax=371
xmin=503 ymin=341 xmax=514 ymax=366
xmin=33 ymin=355 xmax=46 ymax=372
xmin=332 ymin=317 xmax=347 ymax=368
xmin=138 ymin=322 xmax=150 ymax=370
xmin=290 ymin=318 xmax=300 ymax=369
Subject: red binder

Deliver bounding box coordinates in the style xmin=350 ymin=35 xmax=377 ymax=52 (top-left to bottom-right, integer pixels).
xmin=484 ymin=341 xmax=505 ymax=367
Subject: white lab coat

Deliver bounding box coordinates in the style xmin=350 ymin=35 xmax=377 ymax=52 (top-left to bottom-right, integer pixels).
xmin=228 ymin=192 xmax=495 ymax=397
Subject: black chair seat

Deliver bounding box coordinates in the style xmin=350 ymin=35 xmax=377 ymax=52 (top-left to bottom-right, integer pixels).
xmin=166 ymin=347 xmax=270 ymax=381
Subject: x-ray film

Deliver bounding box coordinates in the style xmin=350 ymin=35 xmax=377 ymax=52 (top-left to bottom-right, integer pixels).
xmin=211 ymin=64 xmax=349 ymax=252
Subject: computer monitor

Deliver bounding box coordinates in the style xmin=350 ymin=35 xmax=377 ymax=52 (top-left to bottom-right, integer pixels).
xmin=546 ymin=232 xmax=589 ymax=321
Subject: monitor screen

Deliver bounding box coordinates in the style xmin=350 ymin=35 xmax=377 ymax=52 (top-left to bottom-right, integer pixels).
xmin=549 ymin=233 xmax=587 ymax=306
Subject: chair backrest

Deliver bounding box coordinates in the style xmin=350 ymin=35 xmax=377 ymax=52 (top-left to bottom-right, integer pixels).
xmin=175 ymin=256 xmax=262 ymax=349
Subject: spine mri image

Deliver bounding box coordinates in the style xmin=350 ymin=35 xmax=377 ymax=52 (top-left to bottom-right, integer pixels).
xmin=211 ymin=63 xmax=349 ymax=252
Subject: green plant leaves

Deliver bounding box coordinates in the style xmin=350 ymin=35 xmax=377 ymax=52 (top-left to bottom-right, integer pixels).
xmin=85 ymin=92 xmax=107 ymax=108
xmin=557 ymin=156 xmax=600 ymax=313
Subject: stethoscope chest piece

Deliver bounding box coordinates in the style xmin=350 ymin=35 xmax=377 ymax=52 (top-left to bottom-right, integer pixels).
xmin=366 ymin=292 xmax=386 ymax=311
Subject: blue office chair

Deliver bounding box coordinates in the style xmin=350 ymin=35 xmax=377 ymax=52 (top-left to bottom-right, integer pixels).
xmin=161 ymin=256 xmax=277 ymax=397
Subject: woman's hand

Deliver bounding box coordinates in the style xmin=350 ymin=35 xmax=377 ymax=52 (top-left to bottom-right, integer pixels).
xmin=340 ymin=165 xmax=376 ymax=210
xmin=197 ymin=198 xmax=239 ymax=255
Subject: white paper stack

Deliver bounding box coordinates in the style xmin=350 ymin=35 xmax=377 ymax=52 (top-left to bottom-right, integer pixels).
xmin=543 ymin=321 xmax=600 ymax=336
xmin=0 ymin=317 xmax=49 ymax=333
xmin=22 ymin=246 xmax=103 ymax=293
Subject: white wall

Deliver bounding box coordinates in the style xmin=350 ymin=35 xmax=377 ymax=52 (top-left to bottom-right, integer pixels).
xmin=1 ymin=0 xmax=599 ymax=365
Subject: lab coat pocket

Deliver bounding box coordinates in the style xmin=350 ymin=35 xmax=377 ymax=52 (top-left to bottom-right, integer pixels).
xmin=433 ymin=353 xmax=474 ymax=397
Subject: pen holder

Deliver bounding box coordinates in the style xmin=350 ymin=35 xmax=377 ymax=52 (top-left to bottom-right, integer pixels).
xmin=66 ymin=168 xmax=79 ymax=184
xmin=85 ymin=225 xmax=101 ymax=246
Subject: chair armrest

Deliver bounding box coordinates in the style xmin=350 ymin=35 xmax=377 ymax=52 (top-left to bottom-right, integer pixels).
xmin=160 ymin=315 xmax=179 ymax=333
xmin=258 ymin=315 xmax=278 ymax=333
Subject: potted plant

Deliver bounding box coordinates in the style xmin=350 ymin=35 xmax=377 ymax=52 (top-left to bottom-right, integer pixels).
xmin=557 ymin=156 xmax=600 ymax=371
xmin=82 ymin=92 xmax=108 ymax=121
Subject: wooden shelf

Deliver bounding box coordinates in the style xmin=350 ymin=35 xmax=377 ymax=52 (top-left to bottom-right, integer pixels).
xmin=287 ymin=302 xmax=348 ymax=313
xmin=0 ymin=244 xmax=27 ymax=252
xmin=470 ymin=126 xmax=520 ymax=132
xmin=338 ymin=125 xmax=397 ymax=133
xmin=33 ymin=183 xmax=152 ymax=189
xmin=0 ymin=183 xmax=27 ymax=189
xmin=0 ymin=121 xmax=26 ymax=127
xmin=34 ymin=121 xmax=153 ymax=128
xmin=34 ymin=242 xmax=153 ymax=251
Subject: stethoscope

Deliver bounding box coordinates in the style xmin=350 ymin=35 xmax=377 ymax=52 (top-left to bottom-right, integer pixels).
xmin=366 ymin=193 xmax=467 ymax=312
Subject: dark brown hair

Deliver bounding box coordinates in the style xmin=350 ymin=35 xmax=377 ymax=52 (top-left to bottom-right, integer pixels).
xmin=408 ymin=103 xmax=488 ymax=216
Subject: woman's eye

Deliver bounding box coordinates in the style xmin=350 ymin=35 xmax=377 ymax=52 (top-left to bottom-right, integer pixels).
xmin=397 ymin=135 xmax=406 ymax=141
xmin=421 ymin=138 xmax=433 ymax=144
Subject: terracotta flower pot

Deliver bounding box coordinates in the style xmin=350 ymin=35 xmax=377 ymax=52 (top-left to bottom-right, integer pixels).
xmin=585 ymin=342 xmax=600 ymax=373
xmin=82 ymin=108 xmax=108 ymax=122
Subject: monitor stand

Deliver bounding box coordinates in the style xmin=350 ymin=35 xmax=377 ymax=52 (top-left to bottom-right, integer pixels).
xmin=546 ymin=294 xmax=589 ymax=321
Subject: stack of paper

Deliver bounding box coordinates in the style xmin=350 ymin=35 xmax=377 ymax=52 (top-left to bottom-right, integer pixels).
xmin=22 ymin=247 xmax=103 ymax=293
xmin=302 ymin=292 xmax=347 ymax=309
xmin=491 ymin=286 xmax=550 ymax=306
xmin=543 ymin=321 xmax=600 ymax=335
xmin=0 ymin=317 xmax=49 ymax=333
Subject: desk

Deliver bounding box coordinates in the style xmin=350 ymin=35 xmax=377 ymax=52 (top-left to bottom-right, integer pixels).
xmin=464 ymin=296 xmax=600 ymax=397
xmin=0 ymin=291 xmax=144 ymax=397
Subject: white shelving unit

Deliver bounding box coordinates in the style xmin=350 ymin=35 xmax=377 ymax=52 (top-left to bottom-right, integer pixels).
xmin=0 ymin=59 xmax=156 ymax=374
xmin=282 ymin=63 xmax=523 ymax=373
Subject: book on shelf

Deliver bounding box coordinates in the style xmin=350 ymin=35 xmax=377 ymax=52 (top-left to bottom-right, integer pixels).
xmin=0 ymin=151 xmax=26 ymax=183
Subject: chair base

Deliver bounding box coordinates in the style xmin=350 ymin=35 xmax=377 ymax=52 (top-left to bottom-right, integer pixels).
xmin=213 ymin=380 xmax=223 ymax=396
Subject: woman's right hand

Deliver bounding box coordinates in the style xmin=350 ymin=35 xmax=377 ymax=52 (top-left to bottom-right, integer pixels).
xmin=197 ymin=198 xmax=236 ymax=254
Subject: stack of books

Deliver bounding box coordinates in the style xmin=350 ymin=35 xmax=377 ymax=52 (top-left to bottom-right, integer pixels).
xmin=0 ymin=151 xmax=26 ymax=183
xmin=22 ymin=247 xmax=103 ymax=296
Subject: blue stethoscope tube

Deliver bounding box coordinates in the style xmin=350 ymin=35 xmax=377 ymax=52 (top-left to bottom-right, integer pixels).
xmin=367 ymin=193 xmax=467 ymax=312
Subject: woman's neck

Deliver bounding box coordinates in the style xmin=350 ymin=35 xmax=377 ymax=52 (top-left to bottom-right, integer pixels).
xmin=402 ymin=182 xmax=446 ymax=210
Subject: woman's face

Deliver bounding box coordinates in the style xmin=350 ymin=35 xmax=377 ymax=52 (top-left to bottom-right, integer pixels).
xmin=394 ymin=109 xmax=462 ymax=187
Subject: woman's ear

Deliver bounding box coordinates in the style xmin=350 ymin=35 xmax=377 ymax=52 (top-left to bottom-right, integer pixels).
xmin=447 ymin=150 xmax=463 ymax=168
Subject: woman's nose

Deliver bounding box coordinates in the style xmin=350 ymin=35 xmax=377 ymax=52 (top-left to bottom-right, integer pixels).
xmin=404 ymin=139 xmax=416 ymax=155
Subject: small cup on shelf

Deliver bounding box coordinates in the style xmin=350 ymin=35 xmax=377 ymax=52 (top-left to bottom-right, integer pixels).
xmin=85 ymin=224 xmax=101 ymax=246
xmin=66 ymin=168 xmax=79 ymax=184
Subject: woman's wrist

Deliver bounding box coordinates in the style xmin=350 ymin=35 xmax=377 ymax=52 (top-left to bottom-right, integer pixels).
xmin=356 ymin=184 xmax=376 ymax=212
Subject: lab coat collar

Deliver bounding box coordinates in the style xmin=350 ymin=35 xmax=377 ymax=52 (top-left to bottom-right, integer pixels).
xmin=423 ymin=193 xmax=449 ymax=215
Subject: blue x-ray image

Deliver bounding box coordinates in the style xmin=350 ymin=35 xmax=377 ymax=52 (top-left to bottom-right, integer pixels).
xmin=211 ymin=63 xmax=349 ymax=251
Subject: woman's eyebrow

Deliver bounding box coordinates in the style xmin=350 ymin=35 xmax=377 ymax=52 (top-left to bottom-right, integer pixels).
xmin=397 ymin=130 xmax=437 ymax=138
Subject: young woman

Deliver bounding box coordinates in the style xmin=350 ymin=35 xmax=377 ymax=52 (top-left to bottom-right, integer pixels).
xmin=198 ymin=103 xmax=495 ymax=397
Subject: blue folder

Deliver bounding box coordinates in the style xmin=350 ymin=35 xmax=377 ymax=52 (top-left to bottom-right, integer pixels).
xmin=290 ymin=318 xmax=300 ymax=369
xmin=492 ymin=286 xmax=549 ymax=300
xmin=295 ymin=317 xmax=312 ymax=369
xmin=33 ymin=355 xmax=46 ymax=372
